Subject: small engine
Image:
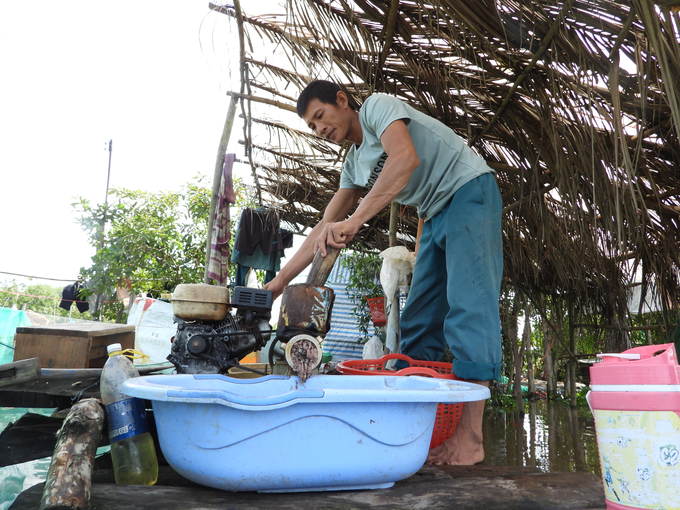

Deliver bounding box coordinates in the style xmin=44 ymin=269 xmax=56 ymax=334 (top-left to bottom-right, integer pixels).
xmin=167 ymin=287 xmax=274 ymax=375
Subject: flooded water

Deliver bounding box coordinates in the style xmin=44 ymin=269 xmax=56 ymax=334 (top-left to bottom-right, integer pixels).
xmin=483 ymin=399 xmax=601 ymax=476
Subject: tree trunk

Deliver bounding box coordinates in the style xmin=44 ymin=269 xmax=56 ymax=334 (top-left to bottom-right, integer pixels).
xmin=39 ymin=398 xmax=105 ymax=510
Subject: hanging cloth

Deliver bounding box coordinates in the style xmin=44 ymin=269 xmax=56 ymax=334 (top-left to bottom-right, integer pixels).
xmin=234 ymin=208 xmax=281 ymax=256
xmin=59 ymin=281 xmax=89 ymax=313
xmin=206 ymin=153 xmax=237 ymax=284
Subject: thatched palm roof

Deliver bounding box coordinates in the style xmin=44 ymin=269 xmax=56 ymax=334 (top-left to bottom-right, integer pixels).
xmin=209 ymin=0 xmax=680 ymax=330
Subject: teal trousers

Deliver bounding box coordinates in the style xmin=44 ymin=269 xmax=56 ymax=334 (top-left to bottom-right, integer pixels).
xmin=399 ymin=173 xmax=503 ymax=381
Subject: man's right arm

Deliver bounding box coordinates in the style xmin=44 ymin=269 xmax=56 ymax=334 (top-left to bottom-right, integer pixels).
xmin=263 ymin=187 xmax=362 ymax=299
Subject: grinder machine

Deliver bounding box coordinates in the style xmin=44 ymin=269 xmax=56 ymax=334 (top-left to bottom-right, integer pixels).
xmin=166 ymin=247 xmax=340 ymax=382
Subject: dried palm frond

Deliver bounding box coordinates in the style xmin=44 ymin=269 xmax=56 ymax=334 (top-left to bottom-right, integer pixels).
xmin=210 ymin=0 xmax=680 ymax=334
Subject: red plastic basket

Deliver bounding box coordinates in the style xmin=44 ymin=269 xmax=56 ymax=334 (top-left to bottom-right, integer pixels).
xmin=337 ymin=353 xmax=462 ymax=449
xmin=365 ymin=296 xmax=386 ymax=327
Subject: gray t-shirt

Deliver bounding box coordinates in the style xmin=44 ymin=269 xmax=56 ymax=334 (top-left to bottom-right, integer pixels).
xmin=340 ymin=93 xmax=494 ymax=220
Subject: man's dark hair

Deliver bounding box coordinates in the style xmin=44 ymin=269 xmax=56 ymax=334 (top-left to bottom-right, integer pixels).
xmin=296 ymin=80 xmax=358 ymax=117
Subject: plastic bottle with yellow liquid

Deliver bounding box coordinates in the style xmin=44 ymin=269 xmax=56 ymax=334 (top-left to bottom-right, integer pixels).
xmin=100 ymin=343 xmax=158 ymax=485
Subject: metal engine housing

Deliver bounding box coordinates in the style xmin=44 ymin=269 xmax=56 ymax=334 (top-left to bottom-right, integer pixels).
xmin=167 ymin=287 xmax=273 ymax=374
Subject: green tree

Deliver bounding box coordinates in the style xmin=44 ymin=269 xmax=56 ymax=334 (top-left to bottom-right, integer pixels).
xmin=73 ymin=176 xmax=260 ymax=322
xmin=73 ymin=176 xmax=212 ymax=321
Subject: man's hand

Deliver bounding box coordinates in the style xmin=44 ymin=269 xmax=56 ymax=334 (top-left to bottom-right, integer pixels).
xmin=263 ymin=276 xmax=287 ymax=300
xmin=314 ymin=218 xmax=360 ymax=256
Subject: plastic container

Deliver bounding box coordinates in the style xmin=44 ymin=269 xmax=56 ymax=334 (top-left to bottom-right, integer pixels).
xmin=365 ymin=296 xmax=386 ymax=327
xmin=588 ymin=343 xmax=680 ymax=510
xmin=101 ymin=343 xmax=159 ymax=485
xmin=337 ymin=353 xmax=462 ymax=448
xmin=122 ymin=373 xmax=489 ymax=492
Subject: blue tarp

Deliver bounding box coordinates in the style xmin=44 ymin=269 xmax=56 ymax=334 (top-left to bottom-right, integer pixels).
xmin=323 ymin=258 xmax=371 ymax=361
xmin=0 ymin=307 xmax=31 ymax=365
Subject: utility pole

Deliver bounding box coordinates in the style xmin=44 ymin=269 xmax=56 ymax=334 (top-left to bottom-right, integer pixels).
xmin=99 ymin=140 xmax=113 ymax=250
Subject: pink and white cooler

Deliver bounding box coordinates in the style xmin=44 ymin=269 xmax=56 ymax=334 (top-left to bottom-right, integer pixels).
xmin=588 ymin=343 xmax=680 ymax=510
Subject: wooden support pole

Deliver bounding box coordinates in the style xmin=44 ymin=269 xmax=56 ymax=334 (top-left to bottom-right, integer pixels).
xmin=204 ymin=95 xmax=238 ymax=284
xmin=388 ymin=201 xmax=399 ymax=247
xmin=414 ymin=218 xmax=424 ymax=257
xmin=569 ymin=300 xmax=577 ymax=409
xmin=39 ymin=398 xmax=105 ymax=510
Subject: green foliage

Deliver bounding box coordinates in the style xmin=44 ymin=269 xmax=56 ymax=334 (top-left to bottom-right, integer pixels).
xmin=340 ymin=251 xmax=384 ymax=342
xmin=72 ymin=176 xmax=261 ymax=322
xmin=74 ymin=176 xmax=211 ymax=300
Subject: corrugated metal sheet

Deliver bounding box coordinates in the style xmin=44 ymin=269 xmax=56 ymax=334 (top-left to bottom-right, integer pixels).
xmin=322 ymin=257 xmax=371 ymax=361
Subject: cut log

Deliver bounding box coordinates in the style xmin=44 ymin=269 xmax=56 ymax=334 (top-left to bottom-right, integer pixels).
xmin=39 ymin=398 xmax=105 ymax=510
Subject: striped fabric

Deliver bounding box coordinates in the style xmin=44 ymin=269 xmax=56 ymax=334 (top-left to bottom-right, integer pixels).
xmin=322 ymin=257 xmax=373 ymax=361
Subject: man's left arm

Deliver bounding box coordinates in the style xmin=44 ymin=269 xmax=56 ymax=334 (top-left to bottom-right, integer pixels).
xmin=317 ymin=119 xmax=420 ymax=251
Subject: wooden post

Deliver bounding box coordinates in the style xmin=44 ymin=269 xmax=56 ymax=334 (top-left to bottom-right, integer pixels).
xmin=569 ymin=299 xmax=577 ymax=409
xmin=507 ymin=293 xmax=523 ymax=413
xmin=414 ymin=218 xmax=424 ymax=256
xmin=524 ymin=302 xmax=535 ymax=395
xmin=204 ymin=95 xmax=238 ymax=284
xmin=39 ymin=398 xmax=105 ymax=510
xmin=388 ymin=201 xmax=399 ymax=247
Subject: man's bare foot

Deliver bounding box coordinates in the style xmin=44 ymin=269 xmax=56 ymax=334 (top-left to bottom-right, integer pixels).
xmin=426 ymin=392 xmax=488 ymax=466
xmin=426 ymin=428 xmax=484 ymax=465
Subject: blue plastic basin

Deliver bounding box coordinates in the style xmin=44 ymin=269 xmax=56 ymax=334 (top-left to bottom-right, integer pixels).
xmin=123 ymin=374 xmax=489 ymax=492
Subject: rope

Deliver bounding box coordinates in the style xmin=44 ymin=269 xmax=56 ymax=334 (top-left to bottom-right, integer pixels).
xmin=108 ymin=348 xmax=150 ymax=363
xmin=0 ymin=288 xmax=116 ymax=304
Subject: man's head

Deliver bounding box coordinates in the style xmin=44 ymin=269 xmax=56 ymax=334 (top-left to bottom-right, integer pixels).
xmin=297 ymin=80 xmax=361 ymax=144
xmin=296 ymin=80 xmax=358 ymax=118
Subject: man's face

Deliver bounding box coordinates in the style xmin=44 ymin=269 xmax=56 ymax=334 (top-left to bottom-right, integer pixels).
xmin=302 ymin=97 xmax=351 ymax=144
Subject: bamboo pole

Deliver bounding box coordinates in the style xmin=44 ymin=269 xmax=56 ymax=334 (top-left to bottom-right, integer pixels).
xmin=227 ymin=91 xmax=296 ymax=113
xmin=204 ymin=95 xmax=238 ymax=284
xmin=39 ymin=399 xmax=105 ymax=510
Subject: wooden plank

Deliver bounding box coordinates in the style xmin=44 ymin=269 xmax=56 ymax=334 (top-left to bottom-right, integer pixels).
xmin=11 ymin=466 xmax=606 ymax=509
xmin=0 ymin=358 xmax=41 ymax=388
xmin=88 ymin=331 xmax=135 ymax=368
xmin=14 ymin=334 xmax=91 ymax=368
xmin=16 ymin=323 xmax=135 ymax=337
xmin=0 ymin=366 xmax=173 ymax=407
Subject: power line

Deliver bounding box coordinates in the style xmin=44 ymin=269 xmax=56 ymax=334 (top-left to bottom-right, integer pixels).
xmin=0 ymin=271 xmax=75 ymax=283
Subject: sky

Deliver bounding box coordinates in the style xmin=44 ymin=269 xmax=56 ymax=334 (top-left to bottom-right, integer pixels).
xmin=0 ymin=1 xmax=287 ymax=288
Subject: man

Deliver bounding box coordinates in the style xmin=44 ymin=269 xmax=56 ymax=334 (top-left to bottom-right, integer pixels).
xmin=264 ymin=80 xmax=502 ymax=465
